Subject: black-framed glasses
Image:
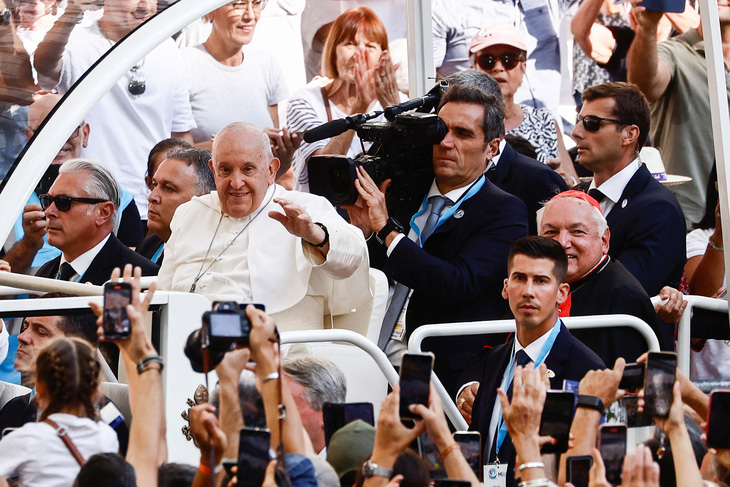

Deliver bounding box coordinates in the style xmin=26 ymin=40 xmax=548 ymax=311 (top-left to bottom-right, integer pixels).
xmin=230 ymin=0 xmax=267 ymax=11
xmin=28 ymin=124 xmax=83 ymax=140
xmin=577 ymin=115 xmax=632 ymax=132
xmin=39 ymin=194 xmax=109 ymax=212
xmin=475 ymin=52 xmax=524 ymax=71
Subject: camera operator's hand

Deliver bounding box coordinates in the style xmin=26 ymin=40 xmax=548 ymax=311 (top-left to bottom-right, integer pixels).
xmin=90 ymin=264 xmax=158 ymax=365
xmin=344 ymin=166 xmax=391 ymax=239
xmin=247 ymin=305 xmax=279 ymax=377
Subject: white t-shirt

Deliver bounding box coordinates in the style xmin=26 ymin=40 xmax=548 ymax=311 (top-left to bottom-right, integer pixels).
xmin=182 ymin=44 xmax=288 ymax=143
xmin=0 ymin=413 xmax=119 ymax=487
xmin=45 ymin=22 xmax=197 ymax=216
xmin=685 ymin=227 xmax=730 ymax=381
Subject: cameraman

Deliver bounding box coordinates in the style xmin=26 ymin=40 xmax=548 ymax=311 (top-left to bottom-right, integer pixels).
xmin=345 ymin=83 xmax=528 ymax=392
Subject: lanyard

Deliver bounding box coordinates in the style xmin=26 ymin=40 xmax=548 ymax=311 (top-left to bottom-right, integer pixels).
xmin=151 ymin=243 xmax=164 ymax=264
xmin=409 ymin=175 xmax=486 ymax=247
xmin=495 ymin=318 xmax=561 ymax=457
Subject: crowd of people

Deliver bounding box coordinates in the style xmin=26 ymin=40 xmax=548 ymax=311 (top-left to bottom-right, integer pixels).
xmin=0 ymin=0 xmax=727 ymax=485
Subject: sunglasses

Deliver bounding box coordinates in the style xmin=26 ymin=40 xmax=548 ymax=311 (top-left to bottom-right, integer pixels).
xmin=39 ymin=194 xmax=109 ymax=212
xmin=475 ymin=52 xmax=523 ymax=71
xmin=577 ymin=115 xmax=632 ymax=132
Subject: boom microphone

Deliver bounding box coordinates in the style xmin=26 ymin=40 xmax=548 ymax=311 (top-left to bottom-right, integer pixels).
xmin=302 ymin=111 xmax=383 ymax=143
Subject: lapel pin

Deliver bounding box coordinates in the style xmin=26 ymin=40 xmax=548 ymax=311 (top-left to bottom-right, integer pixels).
xmin=546 ymin=369 xmax=556 ymax=378
xmin=621 ymin=199 xmax=628 ymax=208
xmin=455 ymin=209 xmax=465 ymax=219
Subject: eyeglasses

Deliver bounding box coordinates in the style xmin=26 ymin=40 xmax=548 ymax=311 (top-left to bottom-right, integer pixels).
xmin=39 ymin=194 xmax=109 ymax=212
xmin=229 ymin=0 xmax=267 ymax=11
xmin=475 ymin=52 xmax=524 ymax=71
xmin=576 ymin=115 xmax=633 ymax=132
xmin=128 ymin=62 xmax=145 ymax=96
xmin=28 ymin=124 xmax=83 ymax=140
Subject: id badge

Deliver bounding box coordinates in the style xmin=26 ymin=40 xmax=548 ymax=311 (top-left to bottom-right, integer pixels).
xmin=390 ymin=321 xmax=406 ymax=341
xmin=483 ymin=463 xmax=508 ymax=487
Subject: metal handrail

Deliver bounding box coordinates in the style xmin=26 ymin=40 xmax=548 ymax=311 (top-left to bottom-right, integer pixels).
xmin=409 ymin=314 xmax=661 ymax=430
xmin=0 ymin=272 xmax=157 ymax=297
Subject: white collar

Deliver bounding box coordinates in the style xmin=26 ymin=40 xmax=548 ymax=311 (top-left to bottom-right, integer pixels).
xmin=426 ymin=178 xmax=474 ymax=204
xmin=590 ymin=158 xmax=641 ymax=204
xmin=514 ymin=317 xmax=559 ymax=361
xmin=487 ymin=139 xmax=507 ymax=170
xmin=61 ymin=234 xmax=111 ymax=281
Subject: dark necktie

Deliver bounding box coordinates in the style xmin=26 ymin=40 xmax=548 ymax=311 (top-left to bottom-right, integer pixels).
xmin=57 ymin=262 xmax=76 ymax=281
xmin=420 ymin=195 xmax=448 ymax=244
xmin=588 ymin=188 xmax=605 ymax=204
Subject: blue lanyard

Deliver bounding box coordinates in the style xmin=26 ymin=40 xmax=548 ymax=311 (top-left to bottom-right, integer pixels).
xmin=410 ymin=175 xmax=486 ymax=247
xmin=151 ymin=243 xmax=164 ymax=264
xmin=495 ymin=318 xmax=562 ymax=457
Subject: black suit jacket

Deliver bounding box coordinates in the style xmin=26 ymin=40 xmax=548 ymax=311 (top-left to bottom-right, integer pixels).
xmin=599 ymin=165 xmax=686 ymax=296
xmin=36 ymin=233 xmax=158 ymax=284
xmin=470 ymin=322 xmax=605 ymax=487
xmin=135 ymin=234 xmax=164 ymax=265
xmin=489 ymin=142 xmax=567 ymax=234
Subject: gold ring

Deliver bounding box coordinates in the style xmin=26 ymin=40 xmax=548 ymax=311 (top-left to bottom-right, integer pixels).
xmin=458 ymin=397 xmax=466 ymax=407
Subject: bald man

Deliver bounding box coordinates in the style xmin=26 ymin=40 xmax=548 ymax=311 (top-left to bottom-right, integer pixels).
xmin=156 ymin=122 xmax=370 ymax=332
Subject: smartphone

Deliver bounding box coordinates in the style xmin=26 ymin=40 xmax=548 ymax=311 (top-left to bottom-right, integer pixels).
xmin=637 ymin=0 xmax=685 ymax=12
xmin=566 ymin=455 xmax=593 ymax=487
xmin=707 ymin=390 xmax=730 ymax=448
xmin=420 ymin=434 xmax=447 ymax=480
xmin=600 ymin=424 xmax=627 ymax=486
xmin=222 ymin=458 xmax=237 ymax=477
xmin=619 ymin=363 xmax=645 ymax=391
xmin=621 ymin=395 xmax=653 ymax=428
xmin=238 ymin=427 xmax=271 ymax=487
xmin=103 ymin=282 xmax=132 ymax=339
xmin=322 ymin=402 xmax=374 ymax=447
xmin=453 ymin=431 xmax=482 ymax=481
xmin=433 ymin=481 xmax=471 ymax=487
xmin=399 ymin=353 xmax=433 ymax=419
xmin=539 ymin=391 xmax=575 ymax=454
xmin=644 ymin=352 xmax=677 ymax=418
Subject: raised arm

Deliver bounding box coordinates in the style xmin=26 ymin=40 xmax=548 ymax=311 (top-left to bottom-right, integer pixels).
xmin=571 ymin=0 xmax=607 ymax=59
xmin=0 ymin=1 xmax=35 ymax=106
xmin=626 ymin=2 xmax=672 ymax=103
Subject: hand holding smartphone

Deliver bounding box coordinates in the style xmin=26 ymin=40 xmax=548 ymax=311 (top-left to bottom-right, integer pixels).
xmin=539 ymin=391 xmax=575 ymax=454
xmin=600 ymin=424 xmax=627 ymax=486
xmin=643 ymin=352 xmax=677 ymax=418
xmin=566 ymin=455 xmax=592 ymax=487
xmin=399 ymin=353 xmax=433 ymax=420
xmin=103 ymin=282 xmax=132 ymax=339
xmin=238 ymin=427 xmax=271 ymax=487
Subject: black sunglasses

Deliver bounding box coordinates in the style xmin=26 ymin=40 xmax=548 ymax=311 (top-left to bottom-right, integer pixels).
xmin=475 ymin=52 xmax=523 ymax=71
xmin=577 ymin=115 xmax=632 ymax=132
xmin=39 ymin=194 xmax=109 ymax=212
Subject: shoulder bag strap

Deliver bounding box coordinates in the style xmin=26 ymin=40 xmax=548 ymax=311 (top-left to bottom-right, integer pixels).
xmin=320 ymin=86 xmax=333 ymax=122
xmin=43 ymin=418 xmax=86 ymax=466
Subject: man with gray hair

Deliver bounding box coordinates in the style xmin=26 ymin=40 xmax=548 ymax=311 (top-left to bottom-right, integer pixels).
xmin=156 ymin=122 xmax=370 ymax=331
xmin=136 ymin=147 xmax=216 ymax=264
xmin=34 ymin=159 xmax=158 ymax=284
xmin=283 ymin=354 xmax=347 ymax=455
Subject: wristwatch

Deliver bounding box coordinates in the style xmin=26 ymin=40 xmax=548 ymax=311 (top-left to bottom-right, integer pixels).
xmin=375 ymin=217 xmax=404 ymax=245
xmin=577 ymin=394 xmax=605 ymax=415
xmin=361 ymin=460 xmax=393 ymax=479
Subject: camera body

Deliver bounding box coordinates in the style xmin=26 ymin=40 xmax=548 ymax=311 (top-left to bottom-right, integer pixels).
xmin=309 ymin=91 xmax=448 ymax=207
xmin=202 ymin=301 xmax=252 ymax=348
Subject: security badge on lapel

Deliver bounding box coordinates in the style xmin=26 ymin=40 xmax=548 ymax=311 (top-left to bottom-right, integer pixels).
xmin=484 ymin=462 xmax=508 ymax=487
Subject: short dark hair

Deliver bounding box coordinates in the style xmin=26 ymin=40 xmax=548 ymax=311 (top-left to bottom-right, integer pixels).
xmin=37 ymin=293 xmax=99 ymax=347
xmin=146 ymin=137 xmax=192 ymax=178
xmin=165 ymin=148 xmax=216 ymax=196
xmin=504 ymin=134 xmax=538 ymax=160
xmin=74 ymin=453 xmax=136 ymax=487
xmin=581 ymin=82 xmax=650 ymax=152
xmin=158 ymin=463 xmax=197 ymax=487
xmin=438 ymin=83 xmax=504 ymax=144
xmin=508 ymin=236 xmax=568 ymax=283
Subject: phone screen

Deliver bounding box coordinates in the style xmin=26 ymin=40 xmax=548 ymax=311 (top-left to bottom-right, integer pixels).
xmin=453 ymin=432 xmax=482 ymax=481
xmin=322 ymin=402 xmax=374 ymax=447
xmin=707 ymin=390 xmax=730 ymax=449
xmin=432 ymin=481 xmax=471 ymax=487
xmin=103 ymin=282 xmax=132 ymax=339
xmin=539 ymin=391 xmax=575 ymax=453
xmin=622 ymin=395 xmax=652 ymax=428
xmin=567 ymin=455 xmax=593 ymax=487
xmin=644 ymin=352 xmax=677 ymax=418
xmin=619 ymin=363 xmax=645 ymax=391
xmin=600 ymin=424 xmax=627 ymax=486
xmin=399 ymin=353 xmax=433 ymax=419
xmin=238 ymin=427 xmax=271 ymax=487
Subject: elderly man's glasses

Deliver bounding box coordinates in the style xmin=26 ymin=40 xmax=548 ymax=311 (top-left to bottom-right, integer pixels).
xmin=577 ymin=115 xmax=632 ymax=132
xmin=229 ymin=0 xmax=267 ymax=11
xmin=39 ymin=194 xmax=109 ymax=212
xmin=475 ymin=52 xmax=523 ymax=71
xmin=28 ymin=124 xmax=83 ymax=139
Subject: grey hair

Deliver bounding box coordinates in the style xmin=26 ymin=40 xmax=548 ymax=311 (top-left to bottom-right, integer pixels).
xmin=59 ymin=158 xmax=120 ymax=228
xmin=445 ymin=69 xmax=504 ymax=101
xmin=536 ymin=197 xmax=609 ymax=237
xmin=282 ymin=355 xmax=347 ymax=411
xmin=165 ymin=148 xmax=216 ymax=196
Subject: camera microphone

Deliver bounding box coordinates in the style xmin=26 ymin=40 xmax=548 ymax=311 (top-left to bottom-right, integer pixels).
xmin=383 ymin=80 xmax=449 ymax=121
xmin=302 ymin=111 xmax=384 ymax=143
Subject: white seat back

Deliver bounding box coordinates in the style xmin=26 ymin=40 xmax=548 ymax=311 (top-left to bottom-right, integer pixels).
xmin=0 ymin=380 xmax=30 ymax=410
